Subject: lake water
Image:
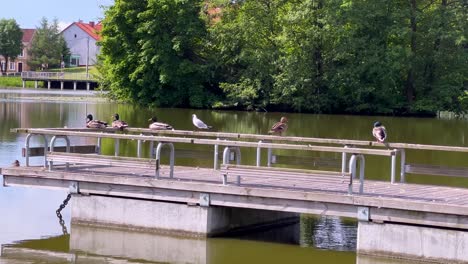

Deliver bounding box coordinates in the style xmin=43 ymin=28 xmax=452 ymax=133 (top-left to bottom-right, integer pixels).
xmin=0 ymin=88 xmax=467 ymax=263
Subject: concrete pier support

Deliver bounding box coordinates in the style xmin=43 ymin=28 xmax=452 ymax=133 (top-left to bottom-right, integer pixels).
xmin=71 ymin=194 xmax=298 ymax=237
xmin=22 ymin=81 xmax=25 ymax=88
xmin=34 ymin=81 xmax=38 ymax=88
xmin=86 ymin=82 xmax=90 ymax=91
xmin=73 ymin=82 xmax=77 ymax=90
xmin=60 ymin=81 xmax=64 ymax=90
xmin=357 ymin=221 xmax=468 ymax=263
xmin=47 ymin=81 xmax=51 ymax=89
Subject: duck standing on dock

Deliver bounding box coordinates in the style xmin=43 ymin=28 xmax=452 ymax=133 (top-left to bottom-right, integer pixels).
xmin=111 ymin=113 xmax=129 ymax=130
xmin=86 ymin=114 xmax=108 ymax=129
xmin=372 ymin=121 xmax=387 ymax=143
xmin=192 ymin=114 xmax=212 ymax=130
xmin=148 ymin=116 xmax=174 ymax=130
xmin=269 ymin=117 xmax=288 ymax=136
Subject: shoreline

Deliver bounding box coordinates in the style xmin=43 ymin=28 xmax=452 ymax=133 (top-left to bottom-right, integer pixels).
xmin=0 ymin=87 xmax=109 ymax=102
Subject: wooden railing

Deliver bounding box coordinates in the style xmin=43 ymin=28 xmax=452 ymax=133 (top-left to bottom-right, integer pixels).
xmin=21 ymin=71 xmax=95 ymax=81
xmin=12 ymin=127 xmax=468 ymax=184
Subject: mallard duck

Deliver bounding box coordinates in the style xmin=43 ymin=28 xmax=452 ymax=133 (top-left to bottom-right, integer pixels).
xmin=148 ymin=116 xmax=174 ymax=130
xmin=372 ymin=121 xmax=387 ymax=143
xmin=12 ymin=160 xmax=20 ymax=167
xmin=111 ymin=113 xmax=128 ymax=130
xmin=192 ymin=114 xmax=212 ymax=129
xmin=269 ymin=117 xmax=288 ymax=136
xmin=86 ymin=114 xmax=107 ymax=129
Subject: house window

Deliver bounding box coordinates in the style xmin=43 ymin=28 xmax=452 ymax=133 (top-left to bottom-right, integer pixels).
xmin=9 ymin=62 xmax=15 ymax=71
xmin=19 ymin=49 xmax=24 ymax=57
xmin=0 ymin=61 xmax=5 ymax=71
xmin=70 ymin=55 xmax=80 ymax=67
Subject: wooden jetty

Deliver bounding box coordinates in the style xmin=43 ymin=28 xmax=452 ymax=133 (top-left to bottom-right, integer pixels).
xmin=1 ymin=127 xmax=468 ymax=263
xmin=21 ymin=71 xmax=98 ymax=90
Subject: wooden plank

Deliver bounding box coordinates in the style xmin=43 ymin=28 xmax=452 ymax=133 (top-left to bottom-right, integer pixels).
xmin=221 ymin=164 xmax=349 ymax=176
xmin=23 ymin=145 xmax=97 ymax=157
xmin=47 ymin=152 xmax=157 ymax=169
xmin=405 ymin=164 xmax=468 ymax=177
xmin=5 ymin=166 xmax=468 ymax=220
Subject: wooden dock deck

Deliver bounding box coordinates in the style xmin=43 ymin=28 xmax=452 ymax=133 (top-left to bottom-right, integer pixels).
xmin=3 ymin=163 xmax=468 ymax=230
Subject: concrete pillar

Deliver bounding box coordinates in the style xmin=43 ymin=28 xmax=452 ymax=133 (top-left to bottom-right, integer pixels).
xmin=86 ymin=82 xmax=90 ymax=91
xmin=357 ymin=221 xmax=468 ymax=263
xmin=70 ymin=223 xmax=208 ymax=263
xmin=60 ymin=82 xmax=64 ymax=90
xmin=71 ymin=194 xmax=298 ymax=237
xmin=22 ymin=80 xmax=25 ymax=88
xmin=47 ymin=81 xmax=51 ymax=89
xmin=73 ymin=82 xmax=77 ymax=90
xmin=34 ymin=81 xmax=38 ymax=89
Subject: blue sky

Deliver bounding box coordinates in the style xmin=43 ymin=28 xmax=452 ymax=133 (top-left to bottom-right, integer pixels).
xmin=3 ymin=0 xmax=114 ymax=29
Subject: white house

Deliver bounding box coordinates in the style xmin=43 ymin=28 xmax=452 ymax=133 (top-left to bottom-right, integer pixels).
xmin=61 ymin=21 xmax=101 ymax=67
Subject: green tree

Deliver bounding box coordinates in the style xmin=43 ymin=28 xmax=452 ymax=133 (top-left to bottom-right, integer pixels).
xmin=0 ymin=19 xmax=23 ymax=75
xmin=99 ymin=0 xmax=214 ymax=107
xmin=28 ymin=17 xmax=69 ymax=70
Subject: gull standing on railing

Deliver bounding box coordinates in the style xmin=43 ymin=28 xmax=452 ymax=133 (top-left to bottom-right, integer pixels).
xmin=192 ymin=114 xmax=212 ymax=129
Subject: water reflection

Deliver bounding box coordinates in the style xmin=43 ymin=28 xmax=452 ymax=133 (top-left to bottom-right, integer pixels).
xmin=1 ymin=222 xmax=427 ymax=264
xmin=1 ymin=90 xmax=468 ymax=263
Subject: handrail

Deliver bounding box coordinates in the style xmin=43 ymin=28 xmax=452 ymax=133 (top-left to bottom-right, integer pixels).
xmin=11 ymin=128 xmax=396 ymax=156
xmin=12 ymin=127 xmax=468 ymax=153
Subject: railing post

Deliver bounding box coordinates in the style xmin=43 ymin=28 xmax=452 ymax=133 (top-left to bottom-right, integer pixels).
xmin=214 ymin=138 xmax=219 ymax=170
xmin=25 ymin=133 xmax=48 ymax=167
xmin=342 ymin=145 xmax=349 ymax=176
xmin=137 ymin=136 xmax=142 ymax=158
xmin=391 ymin=150 xmax=397 ymax=184
xmin=256 ymin=140 xmax=262 ymax=167
xmin=349 ymin=154 xmax=365 ymax=194
xmin=49 ymin=135 xmax=71 ymax=170
xmin=400 ymin=149 xmax=406 ymax=183
xmin=96 ymin=137 xmax=102 ymax=154
xmin=155 ymin=142 xmax=175 ymax=179
xmin=114 ymin=139 xmax=120 ymax=157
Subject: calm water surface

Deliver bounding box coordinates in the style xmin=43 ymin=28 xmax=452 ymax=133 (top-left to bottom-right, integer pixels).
xmin=0 ymin=89 xmax=467 ymax=263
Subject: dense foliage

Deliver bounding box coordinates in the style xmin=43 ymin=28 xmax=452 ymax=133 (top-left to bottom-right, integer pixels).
xmin=99 ymin=0 xmax=468 ymax=115
xmin=28 ymin=18 xmax=69 ymax=70
xmin=0 ymin=19 xmax=23 ymax=75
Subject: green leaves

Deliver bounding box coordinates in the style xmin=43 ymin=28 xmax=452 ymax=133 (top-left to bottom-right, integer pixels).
xmin=28 ymin=18 xmax=69 ymax=70
xmin=0 ymin=19 xmax=23 ymax=75
xmin=99 ymin=0 xmax=467 ymax=114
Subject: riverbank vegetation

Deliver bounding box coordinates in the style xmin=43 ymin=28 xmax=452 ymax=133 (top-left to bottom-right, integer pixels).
xmin=0 ymin=77 xmax=37 ymax=88
xmin=98 ymin=0 xmax=467 ymax=116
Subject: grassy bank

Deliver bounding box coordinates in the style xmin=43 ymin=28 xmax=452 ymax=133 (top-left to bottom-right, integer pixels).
xmin=0 ymin=76 xmax=40 ymax=88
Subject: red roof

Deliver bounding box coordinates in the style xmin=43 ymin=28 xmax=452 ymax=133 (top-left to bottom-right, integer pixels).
xmin=21 ymin=29 xmax=35 ymax=43
xmin=63 ymin=21 xmax=102 ymax=41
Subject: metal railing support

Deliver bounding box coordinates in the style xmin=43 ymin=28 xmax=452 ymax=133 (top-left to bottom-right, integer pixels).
xmin=349 ymin=154 xmax=365 ymax=194
xmin=267 ymin=147 xmax=273 ymax=167
xmin=222 ymin=146 xmax=241 ymax=165
xmin=137 ymin=134 xmax=143 ymax=158
xmin=25 ymin=133 xmax=48 ymax=167
xmin=256 ymin=140 xmax=262 ymax=167
xmin=391 ymin=150 xmax=397 ymax=184
xmin=114 ymin=139 xmax=120 ymax=157
xmin=49 ymin=135 xmax=71 ymax=170
xmin=214 ymin=138 xmax=220 ymax=170
xmin=155 ymin=142 xmax=175 ymax=179
xmin=149 ymin=141 xmax=155 ymax=158
xmin=399 ymin=149 xmax=406 ymax=183
xmin=342 ymin=145 xmax=349 ymax=175
xmin=95 ymin=137 xmax=102 ymax=154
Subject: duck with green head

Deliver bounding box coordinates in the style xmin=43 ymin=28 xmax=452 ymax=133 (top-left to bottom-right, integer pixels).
xmin=112 ymin=113 xmax=128 ymax=130
xmin=148 ymin=116 xmax=174 ymax=130
xmin=86 ymin=114 xmax=107 ymax=129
